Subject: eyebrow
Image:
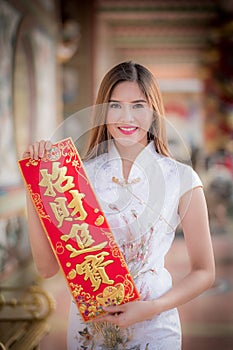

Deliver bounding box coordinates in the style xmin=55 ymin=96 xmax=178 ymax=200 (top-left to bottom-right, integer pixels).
xmin=109 ymin=99 xmax=147 ymax=103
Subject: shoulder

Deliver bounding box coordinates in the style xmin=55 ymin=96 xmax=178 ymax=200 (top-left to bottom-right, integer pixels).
xmin=173 ymin=160 xmax=203 ymax=197
xmin=151 ymin=149 xmax=203 ymax=197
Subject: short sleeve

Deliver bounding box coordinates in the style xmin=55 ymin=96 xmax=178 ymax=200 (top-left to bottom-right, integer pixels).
xmin=179 ymin=164 xmax=203 ymax=198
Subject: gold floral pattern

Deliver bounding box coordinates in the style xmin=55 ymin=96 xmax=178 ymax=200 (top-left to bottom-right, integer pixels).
xmin=57 ymin=138 xmax=89 ymax=184
xmin=27 ymin=184 xmax=51 ymax=221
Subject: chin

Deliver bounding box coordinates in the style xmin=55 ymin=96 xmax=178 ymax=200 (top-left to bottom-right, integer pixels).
xmin=114 ymin=137 xmax=147 ymax=149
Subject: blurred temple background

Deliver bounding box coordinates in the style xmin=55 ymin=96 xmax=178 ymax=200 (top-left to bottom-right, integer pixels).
xmin=0 ymin=0 xmax=233 ymax=349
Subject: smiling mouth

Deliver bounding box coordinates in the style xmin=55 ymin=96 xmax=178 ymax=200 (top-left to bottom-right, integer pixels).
xmin=118 ymin=126 xmax=138 ymax=135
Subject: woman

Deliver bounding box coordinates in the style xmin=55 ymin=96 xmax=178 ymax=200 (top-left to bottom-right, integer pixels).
xmin=24 ymin=61 xmax=215 ymax=349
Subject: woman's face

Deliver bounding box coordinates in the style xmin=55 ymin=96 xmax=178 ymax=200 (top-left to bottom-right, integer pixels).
xmin=106 ymin=81 xmax=153 ymax=148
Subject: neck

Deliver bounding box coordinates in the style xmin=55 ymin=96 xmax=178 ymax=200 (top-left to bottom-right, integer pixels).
xmin=114 ymin=140 xmax=147 ymax=180
xmin=115 ymin=140 xmax=146 ymax=160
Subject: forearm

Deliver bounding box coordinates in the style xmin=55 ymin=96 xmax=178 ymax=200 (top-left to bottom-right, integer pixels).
xmin=26 ymin=192 xmax=59 ymax=278
xmin=95 ymin=266 xmax=215 ymax=329
xmin=154 ymin=267 xmax=215 ymax=315
xmin=152 ymin=188 xmax=215 ymax=314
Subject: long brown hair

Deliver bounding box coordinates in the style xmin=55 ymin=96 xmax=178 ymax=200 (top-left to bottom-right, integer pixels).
xmin=83 ymin=61 xmax=170 ymax=160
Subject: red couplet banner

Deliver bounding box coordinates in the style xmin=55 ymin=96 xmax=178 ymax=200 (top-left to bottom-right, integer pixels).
xmin=18 ymin=137 xmax=140 ymax=322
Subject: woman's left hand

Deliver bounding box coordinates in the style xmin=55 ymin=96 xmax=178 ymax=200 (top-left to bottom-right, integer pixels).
xmin=92 ymin=300 xmax=159 ymax=328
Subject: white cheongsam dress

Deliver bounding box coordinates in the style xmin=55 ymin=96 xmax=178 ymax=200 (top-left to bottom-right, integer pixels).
xmin=67 ymin=140 xmax=202 ymax=350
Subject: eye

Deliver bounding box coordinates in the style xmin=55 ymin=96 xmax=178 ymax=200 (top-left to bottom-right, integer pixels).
xmin=109 ymin=102 xmax=121 ymax=109
xmin=132 ymin=103 xmax=144 ymax=109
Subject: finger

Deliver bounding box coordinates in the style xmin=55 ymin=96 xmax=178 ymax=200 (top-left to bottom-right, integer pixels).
xmin=106 ymin=314 xmax=120 ymax=323
xmin=38 ymin=140 xmax=46 ymax=158
xmin=45 ymin=140 xmax=52 ymax=151
xmin=91 ymin=315 xmax=106 ymax=323
xmin=103 ymin=305 xmax=124 ymax=313
xmin=22 ymin=150 xmax=30 ymax=158
xmin=28 ymin=145 xmax=35 ymax=159
xmin=33 ymin=142 xmax=40 ymax=160
xmin=97 ymin=313 xmax=120 ymax=324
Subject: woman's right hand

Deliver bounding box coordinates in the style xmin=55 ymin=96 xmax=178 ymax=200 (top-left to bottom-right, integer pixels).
xmin=22 ymin=140 xmax=52 ymax=160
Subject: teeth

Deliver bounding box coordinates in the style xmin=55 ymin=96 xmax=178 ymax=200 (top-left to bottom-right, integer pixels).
xmin=119 ymin=127 xmax=137 ymax=131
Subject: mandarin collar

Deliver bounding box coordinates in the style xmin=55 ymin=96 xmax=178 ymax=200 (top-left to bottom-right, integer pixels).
xmin=107 ymin=140 xmax=161 ymax=181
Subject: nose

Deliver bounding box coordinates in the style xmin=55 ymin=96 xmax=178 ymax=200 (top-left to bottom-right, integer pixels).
xmin=121 ymin=103 xmax=133 ymax=122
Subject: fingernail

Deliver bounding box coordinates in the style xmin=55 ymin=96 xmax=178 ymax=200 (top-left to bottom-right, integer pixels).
xmin=46 ymin=142 xmax=52 ymax=150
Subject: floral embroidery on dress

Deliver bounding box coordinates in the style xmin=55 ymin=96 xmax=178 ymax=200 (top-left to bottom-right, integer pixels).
xmin=108 ymin=204 xmax=155 ymax=279
xmin=76 ymin=322 xmax=150 ymax=349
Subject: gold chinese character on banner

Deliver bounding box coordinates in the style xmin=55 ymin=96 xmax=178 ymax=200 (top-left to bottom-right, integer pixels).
xmin=50 ymin=197 xmax=71 ymax=228
xmin=61 ymin=223 xmax=108 ymax=257
xmin=68 ymin=189 xmax=87 ymax=220
xmin=68 ymin=252 xmax=114 ymax=291
xmin=61 ymin=222 xmax=94 ymax=247
xmin=39 ymin=162 xmax=74 ymax=196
